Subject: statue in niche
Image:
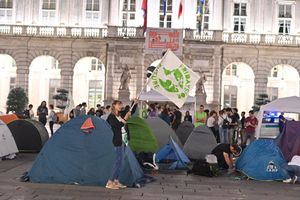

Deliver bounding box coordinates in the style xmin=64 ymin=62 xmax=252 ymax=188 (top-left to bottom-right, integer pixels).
xmin=196 ymin=71 xmax=207 ymax=96
xmin=119 ymin=65 xmax=131 ymax=90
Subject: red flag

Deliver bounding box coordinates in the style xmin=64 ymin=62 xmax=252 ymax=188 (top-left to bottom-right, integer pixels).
xmin=142 ymin=0 xmax=147 ymax=33
xmin=178 ymin=0 xmax=183 ymax=19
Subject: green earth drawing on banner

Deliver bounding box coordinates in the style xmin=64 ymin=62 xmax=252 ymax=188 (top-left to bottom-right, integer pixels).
xmin=152 ymin=64 xmax=192 ymax=99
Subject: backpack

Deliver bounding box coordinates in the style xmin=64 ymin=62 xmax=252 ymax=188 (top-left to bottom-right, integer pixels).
xmin=52 ymin=111 xmax=59 ymax=123
xmin=222 ymin=118 xmax=230 ymax=129
xmin=188 ymin=159 xmax=219 ymax=177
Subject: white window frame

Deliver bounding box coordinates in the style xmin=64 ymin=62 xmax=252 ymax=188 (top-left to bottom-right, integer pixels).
xmin=159 ymin=0 xmax=173 ymax=28
xmin=0 ymin=0 xmax=15 ymax=24
xmin=232 ymin=2 xmax=248 ymax=33
xmin=195 ymin=0 xmax=210 ymax=31
xmin=276 ymin=1 xmax=295 ymax=35
xmin=84 ymin=0 xmax=102 ymax=27
xmin=121 ymin=0 xmax=136 ymax=27
xmin=39 ymin=0 xmax=58 ymax=25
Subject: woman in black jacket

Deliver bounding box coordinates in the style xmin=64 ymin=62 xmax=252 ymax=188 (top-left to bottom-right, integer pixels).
xmin=37 ymin=101 xmax=48 ymax=126
xmin=106 ymin=100 xmax=131 ymax=190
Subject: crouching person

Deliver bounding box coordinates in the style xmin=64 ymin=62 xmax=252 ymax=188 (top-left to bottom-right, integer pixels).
xmin=211 ymin=143 xmax=239 ymax=170
xmin=283 ymin=155 xmax=300 ymax=184
xmin=106 ymin=100 xmax=131 ymax=189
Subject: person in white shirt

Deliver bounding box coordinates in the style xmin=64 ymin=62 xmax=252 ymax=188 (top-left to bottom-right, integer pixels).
xmin=48 ymin=104 xmax=56 ymax=136
xmin=207 ymin=110 xmax=219 ymax=143
xmin=283 ymin=154 xmax=300 ymax=184
xmin=218 ymin=109 xmax=232 ymax=144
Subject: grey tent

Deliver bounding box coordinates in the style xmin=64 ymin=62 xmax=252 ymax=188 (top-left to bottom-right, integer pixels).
xmin=183 ymin=125 xmax=217 ymax=160
xmin=175 ymin=121 xmax=194 ymax=145
xmin=0 ymin=120 xmax=18 ymax=158
xmin=145 ymin=117 xmax=182 ymax=148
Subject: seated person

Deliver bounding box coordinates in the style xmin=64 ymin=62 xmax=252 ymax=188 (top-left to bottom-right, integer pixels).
xmin=283 ymin=155 xmax=300 ymax=184
xmin=211 ymin=143 xmax=239 ymax=169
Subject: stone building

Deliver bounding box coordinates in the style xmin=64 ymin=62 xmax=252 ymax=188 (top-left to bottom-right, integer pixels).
xmin=0 ymin=0 xmax=300 ymax=113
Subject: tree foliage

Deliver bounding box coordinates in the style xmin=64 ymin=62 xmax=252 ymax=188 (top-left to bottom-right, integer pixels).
xmin=6 ymin=87 xmax=28 ymax=114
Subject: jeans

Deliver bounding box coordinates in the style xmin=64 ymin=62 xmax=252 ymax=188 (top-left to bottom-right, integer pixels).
xmin=243 ymin=131 xmax=255 ymax=146
xmin=284 ymin=164 xmax=300 ymax=183
xmin=219 ymin=127 xmax=229 ymax=144
xmin=109 ymin=145 xmax=125 ymax=181
xmin=49 ymin=121 xmax=54 ymax=135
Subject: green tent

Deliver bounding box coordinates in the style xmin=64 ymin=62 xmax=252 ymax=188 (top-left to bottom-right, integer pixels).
xmin=127 ymin=117 xmax=159 ymax=153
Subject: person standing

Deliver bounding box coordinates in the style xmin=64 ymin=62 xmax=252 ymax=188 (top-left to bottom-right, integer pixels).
xmin=218 ymin=109 xmax=231 ymax=144
xmin=228 ymin=108 xmax=238 ymax=144
xmin=159 ymin=108 xmax=171 ymax=125
xmin=279 ymin=113 xmax=286 ymax=133
xmin=48 ymin=104 xmax=56 ymax=135
xmin=240 ymin=111 xmax=246 ymax=147
xmin=24 ymin=104 xmax=34 ymax=119
xmin=106 ymin=100 xmax=131 ymax=190
xmin=37 ymin=101 xmax=48 ymax=126
xmin=184 ymin=111 xmax=193 ymax=123
xmin=207 ymin=110 xmax=219 ymax=143
xmin=87 ymin=108 xmax=96 ymax=116
xmin=195 ymin=105 xmax=207 ymax=127
xmin=172 ymin=107 xmax=182 ymax=131
xmin=95 ymin=104 xmax=104 ymax=117
xmin=80 ymin=102 xmax=87 ymax=115
xmin=243 ymin=110 xmax=258 ymax=145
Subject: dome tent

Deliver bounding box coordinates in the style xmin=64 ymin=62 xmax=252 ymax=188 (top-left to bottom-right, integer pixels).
xmin=28 ymin=116 xmax=144 ymax=187
xmin=175 ymin=121 xmax=194 ymax=145
xmin=145 ymin=117 xmax=182 ymax=148
xmin=183 ymin=126 xmax=217 ymax=160
xmin=8 ymin=119 xmax=49 ymax=152
xmin=236 ymin=139 xmax=288 ymax=181
xmin=127 ymin=117 xmax=159 ymax=153
xmin=0 ymin=120 xmax=18 ymax=159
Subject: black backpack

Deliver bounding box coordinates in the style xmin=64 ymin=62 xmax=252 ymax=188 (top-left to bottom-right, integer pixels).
xmin=188 ymin=160 xmax=219 ymax=177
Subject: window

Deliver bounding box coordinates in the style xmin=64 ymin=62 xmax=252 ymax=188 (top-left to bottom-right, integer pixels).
xmin=51 ymin=58 xmax=60 ymax=69
xmin=0 ymin=0 xmax=13 ymax=23
xmin=91 ymin=59 xmax=103 ymax=71
xmin=223 ymin=85 xmax=237 ymax=108
xmin=267 ymin=87 xmax=278 ymax=101
xmin=122 ymin=0 xmax=136 ymax=27
xmin=41 ymin=0 xmax=56 ymax=25
xmin=278 ymin=5 xmax=292 ymax=35
xmin=233 ymin=3 xmax=247 ymax=33
xmin=9 ymin=77 xmax=16 ymax=91
xmin=225 ymin=64 xmax=237 ymax=76
xmin=196 ymin=0 xmax=210 ymax=32
xmin=88 ymin=80 xmax=103 ymax=108
xmin=86 ymin=0 xmax=100 ymax=26
xmin=48 ymin=79 xmax=60 ymax=107
xmin=159 ymin=0 xmax=172 ymax=28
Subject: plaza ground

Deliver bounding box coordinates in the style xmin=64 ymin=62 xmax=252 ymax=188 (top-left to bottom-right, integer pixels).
xmin=1 ymin=154 xmax=300 ymax=200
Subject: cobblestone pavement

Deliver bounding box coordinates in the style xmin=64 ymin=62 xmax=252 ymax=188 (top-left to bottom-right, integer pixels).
xmin=0 ymin=154 xmax=300 ymax=200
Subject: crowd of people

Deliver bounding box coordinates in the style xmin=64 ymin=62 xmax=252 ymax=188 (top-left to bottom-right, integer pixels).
xmin=145 ymin=103 xmax=258 ymax=147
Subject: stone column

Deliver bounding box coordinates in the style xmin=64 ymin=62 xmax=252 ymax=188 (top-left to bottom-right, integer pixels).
xmin=254 ymin=60 xmax=269 ymax=99
xmin=104 ymin=44 xmax=116 ymax=105
xmin=211 ymin=46 xmax=223 ymax=110
xmin=108 ymin=0 xmax=120 ymax=26
xmin=59 ymin=51 xmax=74 ymax=94
xmin=210 ymin=0 xmax=224 ymax=30
xmin=15 ymin=49 xmax=30 ymax=93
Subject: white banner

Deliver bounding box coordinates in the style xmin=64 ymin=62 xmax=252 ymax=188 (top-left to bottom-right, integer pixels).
xmin=148 ymin=50 xmax=200 ymax=108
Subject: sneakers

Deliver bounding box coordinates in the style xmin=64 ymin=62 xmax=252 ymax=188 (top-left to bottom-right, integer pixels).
xmin=292 ymin=176 xmax=298 ymax=184
xmin=114 ymin=180 xmax=127 ymax=189
xmin=283 ymin=178 xmax=292 ymax=183
xmin=105 ymin=181 xmax=119 ymax=190
xmin=105 ymin=180 xmax=127 ymax=189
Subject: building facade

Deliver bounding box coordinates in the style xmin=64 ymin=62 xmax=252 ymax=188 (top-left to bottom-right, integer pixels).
xmin=1 ymin=0 xmax=300 ymax=113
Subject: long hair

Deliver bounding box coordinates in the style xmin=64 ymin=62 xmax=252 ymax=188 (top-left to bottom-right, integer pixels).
xmin=111 ymin=100 xmax=122 ymax=116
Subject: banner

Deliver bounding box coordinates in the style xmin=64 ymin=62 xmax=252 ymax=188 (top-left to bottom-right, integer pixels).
xmin=145 ymin=28 xmax=183 ymax=54
xmin=148 ymin=50 xmax=199 ymax=108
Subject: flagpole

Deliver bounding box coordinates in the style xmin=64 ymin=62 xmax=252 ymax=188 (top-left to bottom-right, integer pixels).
xmin=130 ymin=49 xmax=171 ymax=111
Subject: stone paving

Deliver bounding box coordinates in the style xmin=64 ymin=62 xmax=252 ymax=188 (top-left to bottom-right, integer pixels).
xmin=1 ymin=154 xmax=300 ymax=200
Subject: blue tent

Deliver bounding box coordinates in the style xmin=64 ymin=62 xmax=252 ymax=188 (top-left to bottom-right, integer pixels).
xmin=28 ymin=115 xmax=144 ymax=187
xmin=156 ymin=137 xmax=191 ymax=169
xmin=236 ymin=139 xmax=288 ymax=181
